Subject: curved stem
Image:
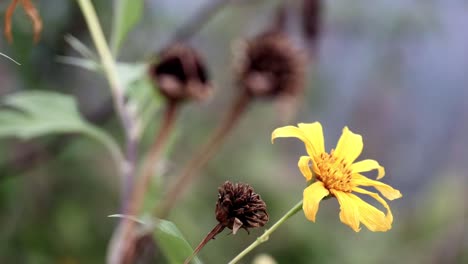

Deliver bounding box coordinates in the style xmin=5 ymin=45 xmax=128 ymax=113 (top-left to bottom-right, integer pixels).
xmin=184 ymin=223 xmax=225 ymax=264
xmin=228 ymin=200 xmax=303 ymax=264
xmin=130 ymin=102 xmax=178 ymax=217
xmin=157 ymin=93 xmax=251 ymax=218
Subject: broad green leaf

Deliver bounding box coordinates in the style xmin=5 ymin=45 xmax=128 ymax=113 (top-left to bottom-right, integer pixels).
xmin=0 ymin=91 xmax=123 ymax=165
xmin=153 ymin=219 xmax=203 ymax=264
xmin=111 ymin=0 xmax=144 ymax=55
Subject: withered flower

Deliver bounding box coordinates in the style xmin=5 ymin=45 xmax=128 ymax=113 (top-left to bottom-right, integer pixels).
xmin=216 ymin=181 xmax=269 ymax=234
xmin=184 ymin=181 xmax=268 ymax=264
xmin=149 ymin=43 xmax=212 ymax=103
xmin=4 ymin=0 xmax=42 ymax=43
xmin=234 ymin=31 xmax=305 ymax=98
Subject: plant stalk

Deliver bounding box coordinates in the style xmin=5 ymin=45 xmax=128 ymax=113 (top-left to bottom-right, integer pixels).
xmin=76 ymin=0 xmax=139 ymax=212
xmin=228 ymin=200 xmax=303 ymax=264
xmin=184 ymin=223 xmax=225 ymax=264
xmin=115 ymin=103 xmax=179 ymax=264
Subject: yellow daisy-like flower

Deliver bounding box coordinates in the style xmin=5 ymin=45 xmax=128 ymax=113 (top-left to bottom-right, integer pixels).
xmin=272 ymin=122 xmax=402 ymax=232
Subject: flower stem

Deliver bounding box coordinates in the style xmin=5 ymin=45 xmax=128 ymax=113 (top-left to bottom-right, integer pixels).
xmin=228 ymin=200 xmax=303 ymax=264
xmin=76 ymin=0 xmax=139 ymax=212
xmin=184 ymin=223 xmax=225 ymax=264
xmin=130 ymin=102 xmax=178 ymax=216
xmin=156 ymin=93 xmax=251 ymax=218
xmin=111 ymin=103 xmax=179 ymax=264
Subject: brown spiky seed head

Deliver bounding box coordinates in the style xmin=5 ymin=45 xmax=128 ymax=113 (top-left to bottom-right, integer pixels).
xmin=149 ymin=43 xmax=212 ymax=103
xmin=235 ymin=31 xmax=305 ymax=98
xmin=215 ymin=181 xmax=268 ymax=234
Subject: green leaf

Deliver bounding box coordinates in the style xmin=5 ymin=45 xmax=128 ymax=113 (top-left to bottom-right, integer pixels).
xmin=153 ymin=219 xmax=203 ymax=264
xmin=0 ymin=91 xmax=123 ymax=165
xmin=107 ymin=215 xmax=203 ymax=264
xmin=57 ymin=56 xmax=147 ymax=90
xmin=64 ymin=34 xmax=97 ymax=60
xmin=111 ymin=0 xmax=144 ymax=55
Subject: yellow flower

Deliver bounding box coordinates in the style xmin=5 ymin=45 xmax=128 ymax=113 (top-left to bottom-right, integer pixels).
xmin=272 ymin=122 xmax=402 ymax=232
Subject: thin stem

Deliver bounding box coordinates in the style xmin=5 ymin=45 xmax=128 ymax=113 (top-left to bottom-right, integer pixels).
xmin=184 ymin=223 xmax=225 ymax=264
xmin=0 ymin=52 xmax=21 ymax=65
xmin=130 ymin=103 xmax=178 ymax=217
xmin=228 ymin=200 xmax=303 ymax=264
xmin=157 ymin=93 xmax=251 ymax=218
xmin=76 ymin=0 xmax=125 ymax=116
xmin=76 ymin=0 xmax=139 ymax=212
xmin=115 ymin=103 xmax=179 ymax=264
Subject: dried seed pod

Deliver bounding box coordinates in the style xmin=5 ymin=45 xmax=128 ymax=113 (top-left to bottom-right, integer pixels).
xmin=149 ymin=43 xmax=212 ymax=103
xmin=184 ymin=181 xmax=268 ymax=264
xmin=216 ymin=181 xmax=269 ymax=234
xmin=235 ymin=31 xmax=305 ymax=98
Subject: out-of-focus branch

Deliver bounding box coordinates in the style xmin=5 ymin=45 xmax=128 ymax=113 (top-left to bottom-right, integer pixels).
xmin=76 ymin=0 xmax=139 ymax=212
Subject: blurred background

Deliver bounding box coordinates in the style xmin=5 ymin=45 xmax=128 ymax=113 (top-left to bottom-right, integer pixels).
xmin=1 ymin=0 xmax=467 ymax=263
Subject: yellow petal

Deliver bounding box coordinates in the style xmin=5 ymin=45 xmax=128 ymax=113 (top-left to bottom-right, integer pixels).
xmin=334 ymin=126 xmax=363 ymax=163
xmin=331 ymin=190 xmax=361 ymax=232
xmin=351 ymin=159 xmax=385 ymax=179
xmin=298 ymin=156 xmax=313 ymax=181
xmin=352 ymin=174 xmax=402 ymax=200
xmin=352 ymin=187 xmax=393 ymax=231
xmin=303 ymin=181 xmax=329 ymax=222
xmin=298 ymin=122 xmax=325 ymax=154
xmin=271 ymin=125 xmax=316 ymax=157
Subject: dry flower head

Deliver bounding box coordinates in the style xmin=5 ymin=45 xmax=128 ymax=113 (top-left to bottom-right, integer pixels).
xmin=149 ymin=43 xmax=212 ymax=103
xmin=234 ymin=31 xmax=305 ymax=98
xmin=216 ymin=181 xmax=269 ymax=234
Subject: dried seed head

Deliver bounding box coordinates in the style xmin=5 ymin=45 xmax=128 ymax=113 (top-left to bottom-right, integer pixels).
xmin=149 ymin=44 xmax=212 ymax=103
xmin=235 ymin=31 xmax=305 ymax=98
xmin=215 ymin=181 xmax=268 ymax=234
xmin=302 ymin=0 xmax=322 ymax=49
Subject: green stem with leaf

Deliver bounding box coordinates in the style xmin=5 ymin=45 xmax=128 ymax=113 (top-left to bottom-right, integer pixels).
xmin=228 ymin=200 xmax=303 ymax=264
xmin=76 ymin=0 xmax=139 ymax=212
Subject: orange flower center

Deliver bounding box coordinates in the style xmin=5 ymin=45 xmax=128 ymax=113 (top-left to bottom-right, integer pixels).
xmin=315 ymin=150 xmax=353 ymax=192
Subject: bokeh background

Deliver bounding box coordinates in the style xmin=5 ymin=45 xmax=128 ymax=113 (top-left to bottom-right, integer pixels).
xmin=1 ymin=0 xmax=467 ymax=263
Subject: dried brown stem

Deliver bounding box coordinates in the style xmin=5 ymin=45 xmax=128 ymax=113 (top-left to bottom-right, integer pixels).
xmin=118 ymin=102 xmax=179 ymax=263
xmin=157 ymin=93 xmax=251 ymax=218
xmin=184 ymin=223 xmax=225 ymax=264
